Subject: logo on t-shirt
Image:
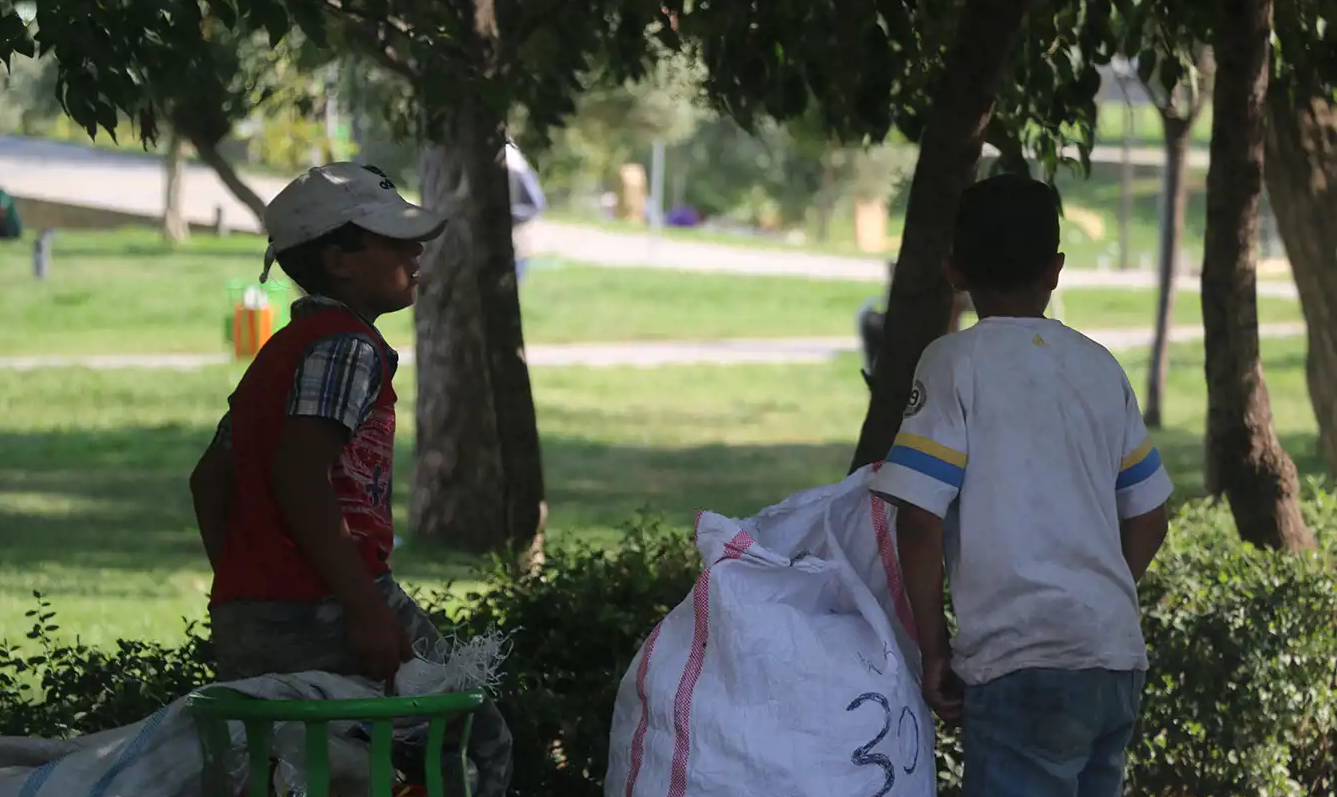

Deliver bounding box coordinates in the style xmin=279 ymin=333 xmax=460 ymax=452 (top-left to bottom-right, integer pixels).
xmin=904 ymin=379 xmax=926 ymax=418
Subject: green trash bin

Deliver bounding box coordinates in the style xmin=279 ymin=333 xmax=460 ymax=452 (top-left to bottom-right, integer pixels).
xmin=187 ymin=686 xmax=485 ymax=797
xmin=224 ymin=279 xmax=293 ymax=347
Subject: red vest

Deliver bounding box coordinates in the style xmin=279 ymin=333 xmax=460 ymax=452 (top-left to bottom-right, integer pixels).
xmin=211 ymin=307 xmax=398 ymax=604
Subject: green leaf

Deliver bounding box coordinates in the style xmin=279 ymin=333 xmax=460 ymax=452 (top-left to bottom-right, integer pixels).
xmin=210 ymin=0 xmax=239 ymax=30
xmin=0 ymin=9 xmax=34 ymax=66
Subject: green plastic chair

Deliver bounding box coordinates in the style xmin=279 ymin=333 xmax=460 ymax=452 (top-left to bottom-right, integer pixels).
xmin=187 ymin=687 xmax=485 ymax=797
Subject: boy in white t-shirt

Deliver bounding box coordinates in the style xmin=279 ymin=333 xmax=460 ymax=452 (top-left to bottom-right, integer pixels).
xmin=870 ymin=174 xmax=1173 ymax=797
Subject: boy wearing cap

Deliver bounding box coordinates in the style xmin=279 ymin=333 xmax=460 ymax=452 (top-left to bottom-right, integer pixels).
xmin=870 ymin=174 xmax=1172 ymax=797
xmin=190 ymin=162 xmax=513 ymax=796
xmin=189 ymin=162 xmax=445 ymax=683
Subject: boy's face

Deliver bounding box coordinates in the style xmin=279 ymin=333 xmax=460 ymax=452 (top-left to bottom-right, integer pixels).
xmin=328 ymin=233 xmax=425 ymax=316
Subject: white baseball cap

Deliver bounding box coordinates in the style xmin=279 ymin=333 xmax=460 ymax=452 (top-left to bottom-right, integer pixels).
xmin=260 ymin=162 xmax=447 ymax=282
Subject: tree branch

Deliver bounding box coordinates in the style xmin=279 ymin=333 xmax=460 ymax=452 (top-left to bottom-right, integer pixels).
xmin=321 ymin=0 xmax=417 ymax=79
xmin=190 ymin=134 xmax=268 ymax=228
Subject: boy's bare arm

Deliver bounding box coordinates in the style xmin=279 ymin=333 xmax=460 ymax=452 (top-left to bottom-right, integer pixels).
xmin=189 ymin=440 xmax=233 ymax=571
xmin=271 ymin=416 xmax=391 ymax=616
xmin=1121 ymin=503 xmax=1169 ymax=583
xmin=271 ymin=416 xmax=409 ymax=683
xmin=893 ymin=499 xmax=952 ymax=660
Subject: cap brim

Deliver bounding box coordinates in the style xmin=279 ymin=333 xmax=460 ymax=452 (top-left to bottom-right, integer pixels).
xmin=356 ymin=198 xmax=448 ymax=243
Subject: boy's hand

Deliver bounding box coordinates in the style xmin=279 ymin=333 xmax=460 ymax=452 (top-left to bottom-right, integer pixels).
xmin=923 ymin=653 xmax=965 ymax=725
xmin=347 ymin=600 xmax=413 ymax=685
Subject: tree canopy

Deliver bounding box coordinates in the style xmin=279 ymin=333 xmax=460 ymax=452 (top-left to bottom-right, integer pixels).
xmin=674 ymin=0 xmax=1116 ymax=181
xmin=2 ymin=0 xmax=676 ymax=151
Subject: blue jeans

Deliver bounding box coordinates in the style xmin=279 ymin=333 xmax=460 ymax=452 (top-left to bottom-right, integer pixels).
xmin=962 ymin=668 xmax=1145 ymax=797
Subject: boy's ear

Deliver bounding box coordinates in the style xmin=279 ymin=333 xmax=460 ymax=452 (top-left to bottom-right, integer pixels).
xmin=944 ymin=255 xmax=968 ymax=292
xmin=1044 ymin=252 xmax=1065 ymax=290
xmin=322 ymin=243 xmax=354 ymax=282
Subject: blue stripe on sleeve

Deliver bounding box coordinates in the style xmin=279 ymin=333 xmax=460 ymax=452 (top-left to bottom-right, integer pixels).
xmin=1116 ymin=446 xmax=1163 ymax=490
xmin=887 ymin=445 xmax=966 ymax=490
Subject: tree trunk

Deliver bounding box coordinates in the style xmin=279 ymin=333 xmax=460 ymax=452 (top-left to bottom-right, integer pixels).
xmin=1200 ymin=0 xmax=1313 ymax=551
xmin=1144 ymin=115 xmax=1191 ymax=429
xmin=162 ymin=130 xmax=189 ymax=243
xmin=848 ymin=0 xmax=1034 ymax=472
xmin=1264 ymin=85 xmax=1337 ymax=479
xmin=192 ymin=136 xmax=268 ymax=229
xmin=476 ymin=126 xmax=547 ymax=562
xmin=412 ymin=138 xmax=509 ymax=555
xmin=411 ymin=0 xmax=545 ymax=558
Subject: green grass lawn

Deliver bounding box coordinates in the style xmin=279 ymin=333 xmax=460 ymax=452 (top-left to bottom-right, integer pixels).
xmin=0 ymin=332 xmax=1320 ymax=648
xmin=0 ymin=229 xmax=1300 ymax=357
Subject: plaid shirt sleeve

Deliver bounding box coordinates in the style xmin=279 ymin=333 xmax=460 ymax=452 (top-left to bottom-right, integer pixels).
xmin=286 ymin=333 xmax=384 ymax=434
xmin=210 ymin=333 xmax=382 ymax=451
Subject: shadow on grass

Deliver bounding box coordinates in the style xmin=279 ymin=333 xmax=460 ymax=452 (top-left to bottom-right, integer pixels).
xmin=0 ymin=424 xmax=855 ymax=582
xmin=3 ymin=419 xmax=1324 ymax=584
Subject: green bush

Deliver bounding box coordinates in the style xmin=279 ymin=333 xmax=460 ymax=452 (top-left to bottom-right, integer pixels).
xmin=1127 ymin=498 xmax=1337 ymax=797
xmin=444 ymin=513 xmax=701 ymax=797
xmin=1 ymin=499 xmax=1334 ymax=797
xmin=0 ymin=594 xmax=216 ymax=738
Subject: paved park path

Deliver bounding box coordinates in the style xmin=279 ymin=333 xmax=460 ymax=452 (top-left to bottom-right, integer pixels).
xmin=0 ymin=135 xmax=1293 ymax=299
xmin=0 ymin=323 xmax=1306 ymax=372
xmin=0 ymin=134 xmax=1300 ymax=371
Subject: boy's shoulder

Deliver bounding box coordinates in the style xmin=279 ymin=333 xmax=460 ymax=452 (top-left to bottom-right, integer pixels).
xmin=235 ymin=307 xmax=389 ymax=396
xmin=258 ymin=303 xmax=387 ymax=361
xmin=922 ymin=327 xmax=975 ymax=360
xmin=1054 ymin=324 xmax=1132 ymax=386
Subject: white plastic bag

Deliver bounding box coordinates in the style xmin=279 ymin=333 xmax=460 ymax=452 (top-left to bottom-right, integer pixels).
xmin=605 ymin=485 xmax=935 ymax=797
xmin=742 ymin=463 xmax=921 ymax=665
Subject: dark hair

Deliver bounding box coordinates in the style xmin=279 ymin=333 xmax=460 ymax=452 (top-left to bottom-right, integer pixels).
xmin=951 ymin=174 xmax=1060 ymax=291
xmin=274 ymin=223 xmax=368 ymax=296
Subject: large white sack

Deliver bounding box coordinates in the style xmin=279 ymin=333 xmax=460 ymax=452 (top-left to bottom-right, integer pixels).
xmin=738 ymin=463 xmax=920 ymax=664
xmin=605 ymin=493 xmax=935 ymax=797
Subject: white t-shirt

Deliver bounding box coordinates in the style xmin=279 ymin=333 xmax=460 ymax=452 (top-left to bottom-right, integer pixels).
xmin=869 ymin=316 xmax=1174 ymax=686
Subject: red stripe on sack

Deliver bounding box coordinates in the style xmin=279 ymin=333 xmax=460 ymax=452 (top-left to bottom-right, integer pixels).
xmin=666 ymin=530 xmax=754 ymax=797
xmin=716 ymin=529 xmax=755 ymax=564
xmin=623 ymin=621 xmax=665 ymax=797
xmin=871 ymin=490 xmax=919 ymax=641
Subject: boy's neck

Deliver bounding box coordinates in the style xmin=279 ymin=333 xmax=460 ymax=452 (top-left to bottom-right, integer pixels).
xmin=312 ymin=291 xmax=382 ymax=325
xmin=343 ymin=301 xmax=382 ymax=325
xmin=968 ymin=289 xmax=1052 ymax=321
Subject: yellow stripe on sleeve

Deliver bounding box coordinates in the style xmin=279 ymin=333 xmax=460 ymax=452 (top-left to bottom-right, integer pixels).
xmin=1121 ymin=438 xmax=1154 ymax=472
xmin=893 ymin=432 xmax=967 ymax=468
